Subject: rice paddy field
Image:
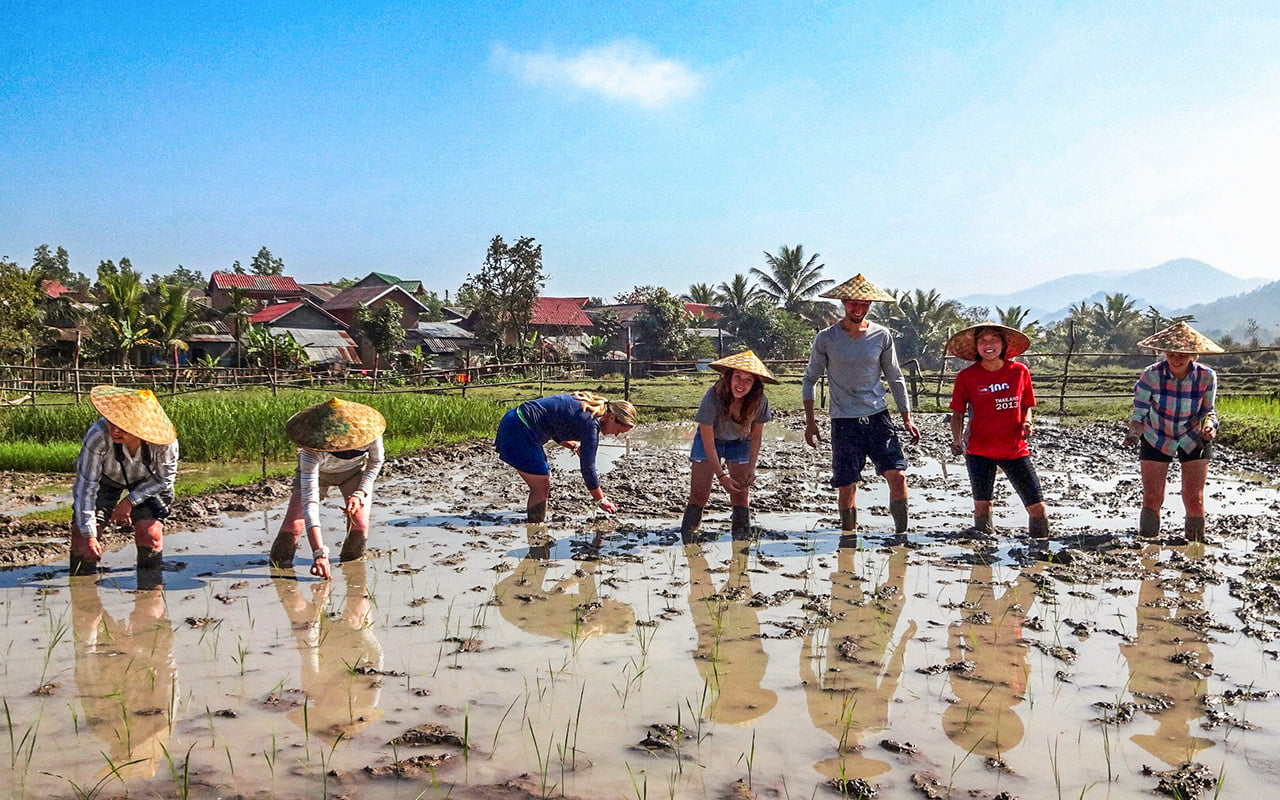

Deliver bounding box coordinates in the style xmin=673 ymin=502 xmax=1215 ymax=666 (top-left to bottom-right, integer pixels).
xmin=2 ymin=409 xmax=1280 ymax=800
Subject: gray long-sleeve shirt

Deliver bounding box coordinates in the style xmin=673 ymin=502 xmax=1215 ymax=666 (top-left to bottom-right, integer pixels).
xmin=801 ymin=321 xmax=911 ymax=419
xmin=72 ymin=417 xmax=179 ymax=538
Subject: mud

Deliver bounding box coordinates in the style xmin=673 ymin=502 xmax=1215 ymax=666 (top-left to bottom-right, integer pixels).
xmin=2 ymin=411 xmax=1280 ymax=800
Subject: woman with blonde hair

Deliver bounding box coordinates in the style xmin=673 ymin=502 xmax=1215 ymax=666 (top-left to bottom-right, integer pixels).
xmin=494 ymin=391 xmax=636 ymax=521
xmin=681 ymin=350 xmax=776 ymax=538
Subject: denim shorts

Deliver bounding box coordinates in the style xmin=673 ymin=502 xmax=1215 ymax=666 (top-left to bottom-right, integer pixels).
xmin=95 ymin=478 xmax=174 ymax=524
xmin=1140 ymin=439 xmax=1211 ymax=464
xmin=965 ymin=454 xmax=1044 ymax=506
xmin=830 ymin=411 xmax=908 ymax=487
xmin=690 ymin=435 xmax=750 ymax=464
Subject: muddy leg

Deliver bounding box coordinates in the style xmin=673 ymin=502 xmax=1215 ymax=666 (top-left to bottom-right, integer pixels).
xmin=270 ymin=531 xmax=299 ymax=568
xmin=1184 ymin=516 xmax=1205 ymax=542
xmin=69 ymin=554 xmax=99 ymax=576
xmin=840 ymin=507 xmax=857 ymax=532
xmin=526 ymin=501 xmax=547 ymax=524
xmin=730 ymin=506 xmax=751 ymax=539
xmin=972 ymin=507 xmax=994 ymax=533
xmin=1028 ymin=516 xmax=1051 ymax=539
xmin=680 ymin=504 xmax=704 ymax=535
xmin=889 ymin=499 xmax=909 ymax=533
xmin=1138 ymin=508 xmax=1161 ymax=538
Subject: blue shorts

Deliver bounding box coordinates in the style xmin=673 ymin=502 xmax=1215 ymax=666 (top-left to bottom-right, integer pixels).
xmin=965 ymin=454 xmax=1044 ymax=506
xmin=830 ymin=411 xmax=908 ymax=487
xmin=495 ymin=409 xmax=550 ymax=475
xmin=690 ymin=435 xmax=751 ymax=464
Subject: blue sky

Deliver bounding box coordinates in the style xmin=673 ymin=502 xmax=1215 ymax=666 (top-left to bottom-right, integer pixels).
xmin=3 ymin=1 xmax=1277 ymax=301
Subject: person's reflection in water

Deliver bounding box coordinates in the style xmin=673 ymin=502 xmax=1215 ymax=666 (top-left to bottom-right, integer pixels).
xmin=801 ymin=540 xmax=914 ymax=781
xmin=942 ymin=563 xmax=1037 ymax=760
xmin=495 ymin=525 xmax=635 ymax=642
xmin=684 ymin=530 xmax=777 ymax=725
xmin=1122 ymin=542 xmax=1214 ymax=765
xmin=273 ymin=560 xmax=384 ymax=743
xmin=70 ymin=575 xmax=177 ymax=782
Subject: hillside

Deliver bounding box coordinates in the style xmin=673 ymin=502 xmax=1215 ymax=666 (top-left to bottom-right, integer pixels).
xmin=1175 ymin=280 xmax=1280 ymax=341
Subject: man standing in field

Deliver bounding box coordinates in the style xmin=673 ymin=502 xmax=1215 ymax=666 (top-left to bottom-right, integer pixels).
xmin=802 ymin=274 xmax=920 ymax=533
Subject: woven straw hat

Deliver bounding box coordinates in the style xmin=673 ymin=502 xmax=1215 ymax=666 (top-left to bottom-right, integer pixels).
xmin=709 ymin=349 xmax=779 ymax=384
xmin=285 ymin=397 xmax=386 ymax=451
xmin=819 ymin=273 xmax=897 ymax=302
xmin=946 ymin=323 xmax=1032 ymax=361
xmin=89 ymin=385 xmax=177 ymax=445
xmin=1136 ymin=321 xmax=1224 ymax=355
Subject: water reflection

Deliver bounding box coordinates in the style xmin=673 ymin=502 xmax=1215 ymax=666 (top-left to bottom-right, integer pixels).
xmin=495 ymin=525 xmax=635 ymax=641
xmin=941 ymin=563 xmax=1037 ymax=758
xmin=684 ymin=535 xmax=777 ymax=725
xmin=70 ymin=576 xmax=176 ymax=781
xmin=802 ymin=541 xmax=913 ymax=780
xmin=1123 ymin=543 xmax=1214 ymax=765
xmin=272 ymin=560 xmax=384 ymax=742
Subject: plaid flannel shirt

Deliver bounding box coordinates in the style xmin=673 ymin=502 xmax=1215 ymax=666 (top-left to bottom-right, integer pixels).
xmin=1130 ymin=361 xmax=1217 ymax=457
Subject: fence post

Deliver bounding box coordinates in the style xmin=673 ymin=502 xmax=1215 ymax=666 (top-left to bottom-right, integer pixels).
xmin=624 ymin=326 xmax=632 ymax=402
xmin=1059 ymin=320 xmax=1075 ymax=412
xmin=905 ymin=359 xmax=920 ymax=410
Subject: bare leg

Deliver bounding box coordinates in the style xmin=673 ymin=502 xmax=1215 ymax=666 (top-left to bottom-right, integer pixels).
xmin=518 ymin=471 xmax=552 ymax=522
xmin=271 ymin=484 xmax=306 ymax=567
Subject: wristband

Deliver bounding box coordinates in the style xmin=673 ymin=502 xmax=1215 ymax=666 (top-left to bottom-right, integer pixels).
xmin=313 ymin=546 xmax=330 ymax=560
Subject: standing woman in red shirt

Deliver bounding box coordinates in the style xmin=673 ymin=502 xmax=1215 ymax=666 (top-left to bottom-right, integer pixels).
xmin=947 ymin=324 xmax=1049 ymax=538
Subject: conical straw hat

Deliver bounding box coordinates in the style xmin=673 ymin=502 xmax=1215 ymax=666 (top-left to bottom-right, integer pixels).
xmin=89 ymin=385 xmax=177 ymax=445
xmin=285 ymin=397 xmax=386 ymax=451
xmin=946 ymin=323 xmax=1032 ymax=361
xmin=709 ymin=349 xmax=779 ymax=384
xmin=819 ymin=273 xmax=897 ymax=302
xmin=1136 ymin=321 xmax=1224 ymax=354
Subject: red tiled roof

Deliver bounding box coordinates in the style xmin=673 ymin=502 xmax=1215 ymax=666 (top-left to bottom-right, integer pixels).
xmin=531 ymin=297 xmax=594 ymax=327
xmin=684 ymin=303 xmax=723 ymax=321
xmin=210 ymin=272 xmax=302 ymax=292
xmin=250 ymin=301 xmax=303 ymax=324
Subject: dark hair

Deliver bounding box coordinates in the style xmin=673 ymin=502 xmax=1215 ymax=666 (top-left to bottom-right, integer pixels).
xmin=972 ymin=326 xmax=1007 ymax=360
xmin=713 ymin=369 xmax=764 ymax=425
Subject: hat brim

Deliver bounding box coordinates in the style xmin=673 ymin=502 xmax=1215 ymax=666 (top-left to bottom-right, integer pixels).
xmin=945 ymin=324 xmax=1032 ymax=361
xmin=285 ymin=399 xmax=387 ymax=451
xmin=89 ymin=385 xmax=178 ymax=445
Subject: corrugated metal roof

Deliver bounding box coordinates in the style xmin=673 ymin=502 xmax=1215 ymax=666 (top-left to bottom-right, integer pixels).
xmin=416 ymin=321 xmax=474 ymax=339
xmin=210 ymin=272 xmax=302 ymax=292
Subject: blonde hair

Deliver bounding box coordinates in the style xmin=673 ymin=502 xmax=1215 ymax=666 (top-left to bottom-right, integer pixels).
xmin=572 ymin=391 xmax=637 ymax=427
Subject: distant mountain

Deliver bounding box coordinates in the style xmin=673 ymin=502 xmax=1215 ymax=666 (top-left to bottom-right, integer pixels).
xmin=1174 ymin=280 xmax=1280 ymax=342
xmin=957 ymin=259 xmax=1267 ymax=323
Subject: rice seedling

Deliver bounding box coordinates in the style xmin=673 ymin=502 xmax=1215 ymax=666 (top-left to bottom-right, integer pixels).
xmin=489 ymin=695 xmax=521 ymax=756
xmin=526 ymin=719 xmax=560 ymax=799
xmin=5 ymin=699 xmax=40 ymax=790
xmin=159 ymin=741 xmax=197 ymax=800
xmin=736 ymin=729 xmax=757 ymax=790
xmin=43 ymin=756 xmax=144 ymax=800
xmin=37 ymin=609 xmax=70 ymax=689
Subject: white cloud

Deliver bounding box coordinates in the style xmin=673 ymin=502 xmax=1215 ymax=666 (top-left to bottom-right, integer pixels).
xmin=493 ymin=40 xmax=703 ymax=109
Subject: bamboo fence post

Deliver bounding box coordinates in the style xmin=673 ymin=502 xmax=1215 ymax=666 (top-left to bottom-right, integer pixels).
xmin=1058 ymin=320 xmax=1075 ymax=412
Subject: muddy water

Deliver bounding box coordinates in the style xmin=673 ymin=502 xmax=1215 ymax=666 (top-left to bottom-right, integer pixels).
xmin=4 ymin=417 xmax=1280 ymax=799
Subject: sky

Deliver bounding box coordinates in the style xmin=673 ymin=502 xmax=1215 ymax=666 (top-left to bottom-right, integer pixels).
xmin=3 ymin=1 xmax=1278 ymax=302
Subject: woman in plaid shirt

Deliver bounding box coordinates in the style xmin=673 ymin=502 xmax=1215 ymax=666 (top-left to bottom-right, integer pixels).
xmin=1123 ymin=322 xmax=1223 ymax=541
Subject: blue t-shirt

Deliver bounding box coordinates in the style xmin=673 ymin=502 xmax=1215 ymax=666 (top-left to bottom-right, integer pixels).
xmin=516 ymin=394 xmax=603 ymax=490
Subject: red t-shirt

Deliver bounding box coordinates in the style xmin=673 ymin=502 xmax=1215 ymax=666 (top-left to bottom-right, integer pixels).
xmin=949 ymin=360 xmax=1036 ymax=460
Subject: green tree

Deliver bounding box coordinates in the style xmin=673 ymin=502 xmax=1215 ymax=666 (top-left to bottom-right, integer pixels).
xmin=250 ymin=246 xmax=285 ymax=276
xmin=242 ymin=325 xmax=309 ymax=369
xmin=714 ymin=273 xmax=764 ymax=334
xmin=1088 ymin=293 xmax=1144 ymax=351
xmin=634 ymin=287 xmax=695 ymax=360
xmin=685 ymin=283 xmax=717 ymax=304
xmin=92 ymin=261 xmax=153 ymax=366
xmin=589 ymin=308 xmax=623 ymax=344
xmin=459 ymin=235 xmax=545 ymax=360
xmin=354 ymin=303 xmax=407 ymax=383
xmin=882 ymin=288 xmax=962 ymax=368
xmin=0 ymin=258 xmax=43 ymax=361
xmin=735 ymin=306 xmax=813 ymax=359
xmin=224 ymin=287 xmax=257 ymax=368
xmin=614 ymin=285 xmax=662 ymax=304
xmin=32 ymin=244 xmax=88 ymax=290
xmin=149 ymin=265 xmax=206 ymax=291
xmin=752 ymin=244 xmax=835 ymax=326
xmin=995 ymin=305 xmax=1041 ymax=338
xmin=150 ymin=283 xmax=214 ymax=370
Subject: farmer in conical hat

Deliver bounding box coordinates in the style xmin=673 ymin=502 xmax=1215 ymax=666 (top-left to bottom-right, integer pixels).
xmin=680 ymin=350 xmax=777 ymax=539
xmin=271 ymin=397 xmax=386 ymax=579
xmin=494 ymin=391 xmax=637 ymax=522
xmin=70 ymin=385 xmax=179 ymax=578
xmin=946 ymin=323 xmax=1051 ymax=538
xmin=801 ymin=274 xmax=921 ymax=534
xmin=1123 ymin=321 xmax=1224 ymax=541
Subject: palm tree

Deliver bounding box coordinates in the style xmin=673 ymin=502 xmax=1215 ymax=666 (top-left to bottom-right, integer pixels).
xmin=224 ymin=287 xmax=256 ymax=368
xmin=882 ymin=288 xmax=961 ymax=368
xmin=685 ymin=283 xmax=717 ymax=304
xmin=714 ymin=273 xmax=763 ymax=333
xmin=995 ymin=305 xmax=1040 ymax=337
xmin=150 ymin=283 xmax=214 ymax=373
xmin=95 ymin=267 xmax=151 ymax=366
xmin=751 ymin=244 xmax=834 ymax=326
xmin=1089 ymin=293 xmax=1143 ymax=351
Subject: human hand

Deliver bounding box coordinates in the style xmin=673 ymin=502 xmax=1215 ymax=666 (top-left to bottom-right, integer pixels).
xmin=716 ymin=472 xmax=741 ymax=493
xmin=904 ymin=420 xmax=922 ymax=446
xmin=1123 ymin=432 xmax=1140 ymax=448
xmin=1202 ymin=420 xmax=1218 ymax=441
xmin=950 ymin=441 xmax=964 ymax=457
xmin=804 ymin=421 xmax=822 ymax=447
xmin=597 ymin=496 xmax=618 ymax=513
xmin=72 ymin=534 xmax=103 ymax=560
xmin=110 ymin=498 xmax=133 ymax=525
xmin=310 ymin=556 xmax=332 ymax=580
xmin=345 ymin=491 xmax=365 ymax=516
xmin=560 ymin=440 xmax=581 ymax=455
xmin=1021 ymin=421 xmax=1034 ymax=439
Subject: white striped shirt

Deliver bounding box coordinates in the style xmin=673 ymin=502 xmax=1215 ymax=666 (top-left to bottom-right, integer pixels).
xmin=72 ymin=418 xmax=180 ymax=538
xmin=297 ymin=435 xmax=385 ymax=531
